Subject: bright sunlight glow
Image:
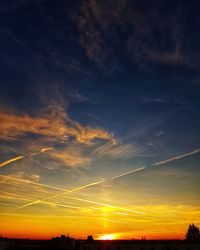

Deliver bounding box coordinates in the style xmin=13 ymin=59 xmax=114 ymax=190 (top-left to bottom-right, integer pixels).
xmin=98 ymin=234 xmax=116 ymax=240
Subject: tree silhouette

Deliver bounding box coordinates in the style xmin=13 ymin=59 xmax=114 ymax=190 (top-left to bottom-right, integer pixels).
xmin=185 ymin=224 xmax=200 ymax=241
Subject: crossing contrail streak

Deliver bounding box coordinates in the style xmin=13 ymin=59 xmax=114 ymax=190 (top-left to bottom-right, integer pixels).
xmin=14 ymin=182 xmax=148 ymax=215
xmin=0 ymin=147 xmax=52 ymax=168
xmin=0 ymin=174 xmax=65 ymax=192
xmin=71 ymin=197 xmax=147 ymax=215
xmin=14 ymin=147 xmax=200 ymax=210
xmin=49 ymin=180 xmax=105 ymax=199
xmin=14 ymin=180 xmax=105 ymax=210
xmin=15 ymin=199 xmax=84 ymax=210
xmin=0 ymin=192 xmax=98 ymax=211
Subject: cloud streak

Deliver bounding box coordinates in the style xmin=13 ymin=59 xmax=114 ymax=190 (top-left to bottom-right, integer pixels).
xmin=111 ymin=167 xmax=146 ymax=180
xmin=13 ymin=147 xmax=200 ymax=211
xmin=0 ymin=103 xmax=115 ymax=144
xmin=154 ymin=148 xmax=200 ymax=166
xmin=111 ymin=148 xmax=200 ymax=180
xmin=0 ymin=102 xmax=116 ymax=168
xmin=0 ymin=156 xmax=24 ymax=168
xmin=0 ymin=174 xmax=65 ymax=192
xmin=14 ymin=180 xmax=105 ymax=210
xmin=0 ymin=147 xmax=52 ymax=168
xmin=76 ymin=0 xmax=200 ymax=72
xmin=93 ymin=142 xmax=141 ymax=160
xmin=48 ymin=148 xmax=92 ymax=167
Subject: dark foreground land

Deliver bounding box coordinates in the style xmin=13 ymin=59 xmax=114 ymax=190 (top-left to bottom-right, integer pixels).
xmin=0 ymin=236 xmax=200 ymax=250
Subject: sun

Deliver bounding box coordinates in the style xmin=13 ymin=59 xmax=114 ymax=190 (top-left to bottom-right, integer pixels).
xmin=98 ymin=234 xmax=116 ymax=240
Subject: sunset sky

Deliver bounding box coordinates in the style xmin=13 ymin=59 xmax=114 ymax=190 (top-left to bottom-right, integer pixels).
xmin=0 ymin=0 xmax=200 ymax=240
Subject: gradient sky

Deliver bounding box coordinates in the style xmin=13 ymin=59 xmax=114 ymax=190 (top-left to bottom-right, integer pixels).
xmin=0 ymin=0 xmax=200 ymax=240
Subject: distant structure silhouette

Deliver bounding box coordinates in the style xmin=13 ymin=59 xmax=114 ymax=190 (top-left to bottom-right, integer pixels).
xmin=79 ymin=238 xmax=200 ymax=250
xmin=1 ymin=231 xmax=200 ymax=250
xmin=87 ymin=235 xmax=94 ymax=242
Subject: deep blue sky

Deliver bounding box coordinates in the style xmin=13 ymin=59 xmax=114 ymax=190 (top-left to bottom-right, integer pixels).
xmin=0 ymin=0 xmax=200 ymax=239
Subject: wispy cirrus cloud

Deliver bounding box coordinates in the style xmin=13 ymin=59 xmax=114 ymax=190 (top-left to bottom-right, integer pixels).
xmin=142 ymin=43 xmax=182 ymax=65
xmin=48 ymin=147 xmax=92 ymax=168
xmin=93 ymin=141 xmax=141 ymax=160
xmin=76 ymin=0 xmax=119 ymax=73
xmin=0 ymin=102 xmax=115 ymax=144
xmin=45 ymin=140 xmax=141 ymax=168
xmin=75 ymin=0 xmax=199 ymax=72
xmin=0 ymin=99 xmax=117 ymax=169
xmin=8 ymin=171 xmax=41 ymax=183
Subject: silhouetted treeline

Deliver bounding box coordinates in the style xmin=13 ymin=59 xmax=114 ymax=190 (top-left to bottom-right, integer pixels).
xmin=1 ymin=237 xmax=200 ymax=250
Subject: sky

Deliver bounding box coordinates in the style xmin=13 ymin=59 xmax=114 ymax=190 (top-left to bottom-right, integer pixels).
xmin=0 ymin=0 xmax=200 ymax=240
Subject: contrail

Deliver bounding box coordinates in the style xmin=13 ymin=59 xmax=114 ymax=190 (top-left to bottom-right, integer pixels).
xmin=111 ymin=147 xmax=200 ymax=180
xmin=14 ymin=147 xmax=200 ymax=210
xmin=0 ymin=156 xmax=24 ymax=168
xmin=0 ymin=174 xmax=66 ymax=193
xmin=0 ymin=195 xmax=32 ymax=202
xmin=0 ymin=191 xmax=97 ymax=211
xmin=0 ymin=147 xmax=52 ymax=168
xmin=111 ymin=167 xmax=146 ymax=180
xmin=49 ymin=180 xmax=105 ymax=200
xmin=154 ymin=148 xmax=200 ymax=166
xmin=14 ymin=180 xmax=105 ymax=210
xmin=71 ymin=197 xmax=147 ymax=215
xmin=15 ymin=200 xmax=41 ymax=209
xmin=15 ymin=199 xmax=83 ymax=210
xmin=15 ymin=182 xmax=148 ymax=215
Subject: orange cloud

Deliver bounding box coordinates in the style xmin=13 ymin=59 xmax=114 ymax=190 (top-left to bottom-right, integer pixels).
xmin=0 ymin=104 xmax=115 ymax=144
xmin=48 ymin=148 xmax=92 ymax=167
xmin=8 ymin=171 xmax=41 ymax=183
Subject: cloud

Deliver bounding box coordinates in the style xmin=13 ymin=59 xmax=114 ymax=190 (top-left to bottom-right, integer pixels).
xmin=75 ymin=0 xmax=199 ymax=72
xmin=142 ymin=43 xmax=182 ymax=65
xmin=93 ymin=141 xmax=141 ymax=160
xmin=46 ymin=140 xmax=139 ymax=168
xmin=76 ymin=0 xmax=119 ymax=73
xmin=0 ymin=103 xmax=115 ymax=144
xmin=48 ymin=147 xmax=92 ymax=167
xmin=0 ymin=101 xmax=118 ymax=169
xmin=108 ymin=148 xmax=200 ymax=181
xmin=156 ymin=131 xmax=164 ymax=137
xmin=67 ymin=87 xmax=89 ymax=103
xmin=8 ymin=171 xmax=40 ymax=183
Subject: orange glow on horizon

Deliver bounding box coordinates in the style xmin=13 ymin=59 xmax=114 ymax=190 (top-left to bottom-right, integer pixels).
xmin=98 ymin=234 xmax=116 ymax=240
xmin=3 ymin=231 xmax=185 ymax=240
